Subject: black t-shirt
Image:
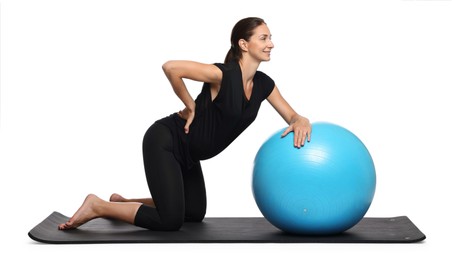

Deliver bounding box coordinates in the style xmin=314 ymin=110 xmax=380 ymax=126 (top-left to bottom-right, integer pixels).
xmin=157 ymin=61 xmax=275 ymax=168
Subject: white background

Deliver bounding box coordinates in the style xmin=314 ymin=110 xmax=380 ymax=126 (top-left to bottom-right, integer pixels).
xmin=1 ymin=0 xmax=451 ymax=259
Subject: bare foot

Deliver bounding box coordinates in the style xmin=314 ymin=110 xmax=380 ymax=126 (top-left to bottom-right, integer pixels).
xmin=58 ymin=194 xmax=102 ymax=230
xmin=109 ymin=193 xmax=126 ymax=202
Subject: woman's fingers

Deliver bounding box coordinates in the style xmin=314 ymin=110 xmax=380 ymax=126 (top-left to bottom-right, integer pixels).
xmin=281 ymin=125 xmax=293 ymax=138
xmin=178 ymin=108 xmax=195 ymax=134
xmin=296 ymin=128 xmax=311 ymax=148
xmin=282 ymin=125 xmax=311 ymax=148
xmin=184 ymin=117 xmax=193 ymax=134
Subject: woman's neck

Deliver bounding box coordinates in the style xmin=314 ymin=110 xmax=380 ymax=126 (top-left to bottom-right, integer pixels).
xmin=238 ymin=58 xmax=260 ymax=83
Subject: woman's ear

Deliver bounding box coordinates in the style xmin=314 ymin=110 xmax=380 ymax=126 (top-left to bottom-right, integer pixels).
xmin=238 ymin=39 xmax=248 ymax=52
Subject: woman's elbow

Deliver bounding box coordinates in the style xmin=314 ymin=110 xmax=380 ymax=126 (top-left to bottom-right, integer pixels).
xmin=162 ymin=60 xmax=175 ymax=75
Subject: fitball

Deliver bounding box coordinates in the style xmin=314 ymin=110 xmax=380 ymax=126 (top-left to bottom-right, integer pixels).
xmin=252 ymin=122 xmax=376 ymax=235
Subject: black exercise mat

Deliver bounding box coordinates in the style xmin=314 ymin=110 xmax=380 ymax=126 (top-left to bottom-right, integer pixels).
xmin=28 ymin=211 xmax=426 ymax=244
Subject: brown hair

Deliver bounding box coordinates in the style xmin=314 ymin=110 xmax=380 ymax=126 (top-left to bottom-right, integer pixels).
xmin=224 ymin=17 xmax=266 ymax=63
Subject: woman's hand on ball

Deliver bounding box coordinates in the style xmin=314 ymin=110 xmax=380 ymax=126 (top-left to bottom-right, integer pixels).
xmin=281 ymin=115 xmax=311 ymax=148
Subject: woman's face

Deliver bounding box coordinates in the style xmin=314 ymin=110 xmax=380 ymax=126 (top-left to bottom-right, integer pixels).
xmin=244 ymin=24 xmax=274 ymax=62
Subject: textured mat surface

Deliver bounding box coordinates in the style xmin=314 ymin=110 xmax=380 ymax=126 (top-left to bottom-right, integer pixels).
xmin=28 ymin=211 xmax=426 ymax=244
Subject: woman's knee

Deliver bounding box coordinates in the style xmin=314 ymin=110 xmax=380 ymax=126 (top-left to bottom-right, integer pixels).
xmin=134 ymin=204 xmax=184 ymax=231
xmin=185 ymin=211 xmax=205 ymax=222
xmin=160 ymin=218 xmax=184 ymax=231
xmin=184 ymin=202 xmax=206 ymax=222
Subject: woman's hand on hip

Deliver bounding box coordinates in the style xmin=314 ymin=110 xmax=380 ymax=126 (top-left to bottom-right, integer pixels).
xmin=178 ymin=106 xmax=195 ymax=134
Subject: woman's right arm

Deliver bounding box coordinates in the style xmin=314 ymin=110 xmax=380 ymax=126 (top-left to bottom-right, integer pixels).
xmin=162 ymin=60 xmax=222 ymax=133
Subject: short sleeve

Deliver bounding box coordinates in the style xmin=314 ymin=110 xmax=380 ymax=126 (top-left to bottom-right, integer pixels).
xmin=255 ymin=71 xmax=275 ymax=101
xmin=213 ymin=63 xmax=226 ymax=73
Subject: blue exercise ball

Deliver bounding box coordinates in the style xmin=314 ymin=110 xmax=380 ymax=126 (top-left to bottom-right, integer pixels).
xmin=252 ymin=122 xmax=376 ymax=235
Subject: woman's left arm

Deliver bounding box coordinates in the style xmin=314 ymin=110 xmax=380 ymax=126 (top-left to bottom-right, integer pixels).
xmin=267 ymin=85 xmax=311 ymax=148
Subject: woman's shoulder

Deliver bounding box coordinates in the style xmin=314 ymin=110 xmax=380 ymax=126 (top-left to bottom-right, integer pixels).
xmin=213 ymin=61 xmax=240 ymax=72
xmin=255 ymin=70 xmax=274 ymax=84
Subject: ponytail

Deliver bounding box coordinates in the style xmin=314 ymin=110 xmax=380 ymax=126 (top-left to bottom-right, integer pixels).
xmin=224 ymin=45 xmax=239 ymax=63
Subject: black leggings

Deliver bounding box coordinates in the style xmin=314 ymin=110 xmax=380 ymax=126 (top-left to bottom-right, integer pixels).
xmin=134 ymin=122 xmax=206 ymax=231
